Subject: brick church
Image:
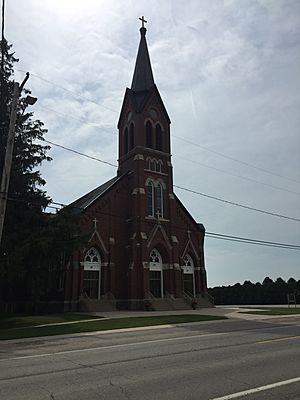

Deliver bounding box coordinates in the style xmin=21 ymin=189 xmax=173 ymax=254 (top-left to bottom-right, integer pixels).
xmin=64 ymin=21 xmax=210 ymax=311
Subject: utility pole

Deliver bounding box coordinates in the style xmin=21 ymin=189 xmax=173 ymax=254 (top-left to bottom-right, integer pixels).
xmin=0 ymin=73 xmax=30 ymax=246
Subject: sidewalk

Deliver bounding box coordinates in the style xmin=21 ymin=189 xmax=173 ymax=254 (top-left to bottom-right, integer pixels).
xmin=82 ymin=305 xmax=300 ymax=321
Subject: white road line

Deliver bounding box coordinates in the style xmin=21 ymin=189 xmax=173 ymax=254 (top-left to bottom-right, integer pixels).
xmin=209 ymin=376 xmax=300 ymax=400
xmin=0 ymin=332 xmax=228 ymax=362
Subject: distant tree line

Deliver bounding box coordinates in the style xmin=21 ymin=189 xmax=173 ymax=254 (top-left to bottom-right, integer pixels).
xmin=208 ymin=277 xmax=300 ymax=305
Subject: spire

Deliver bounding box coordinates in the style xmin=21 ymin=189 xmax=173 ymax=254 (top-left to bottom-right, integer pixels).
xmin=131 ymin=18 xmax=155 ymax=92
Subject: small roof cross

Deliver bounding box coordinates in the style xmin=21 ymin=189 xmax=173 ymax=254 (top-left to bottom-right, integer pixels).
xmin=93 ymin=218 xmax=98 ymax=230
xmin=139 ymin=16 xmax=147 ymax=28
xmin=156 ymin=210 xmax=161 ymax=220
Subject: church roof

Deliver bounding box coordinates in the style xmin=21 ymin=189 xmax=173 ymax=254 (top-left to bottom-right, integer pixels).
xmin=131 ymin=27 xmax=155 ymax=92
xmin=68 ymin=175 xmax=120 ymax=212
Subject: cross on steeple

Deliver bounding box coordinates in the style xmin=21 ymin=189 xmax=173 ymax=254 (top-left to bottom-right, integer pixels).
xmin=139 ymin=16 xmax=147 ymax=28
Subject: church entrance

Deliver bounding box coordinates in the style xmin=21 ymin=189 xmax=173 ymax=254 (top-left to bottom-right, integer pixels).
xmin=83 ymin=248 xmax=101 ymax=299
xmin=149 ymin=249 xmax=163 ymax=298
xmin=182 ymin=254 xmax=195 ymax=296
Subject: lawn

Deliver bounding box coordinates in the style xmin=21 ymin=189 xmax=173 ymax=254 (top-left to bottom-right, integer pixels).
xmin=0 ymin=314 xmax=226 ymax=340
xmin=0 ymin=313 xmax=101 ymax=330
xmin=240 ymin=307 xmax=300 ymax=316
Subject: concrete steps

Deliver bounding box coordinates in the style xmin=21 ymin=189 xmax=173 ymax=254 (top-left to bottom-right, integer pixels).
xmin=150 ymin=298 xmax=173 ymax=311
xmin=170 ymin=298 xmax=191 ymax=310
xmin=79 ymin=299 xmax=116 ymax=312
xmin=150 ymin=297 xmax=191 ymax=311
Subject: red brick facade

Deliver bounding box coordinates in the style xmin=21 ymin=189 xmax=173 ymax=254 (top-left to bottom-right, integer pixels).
xmin=64 ymin=26 xmax=208 ymax=310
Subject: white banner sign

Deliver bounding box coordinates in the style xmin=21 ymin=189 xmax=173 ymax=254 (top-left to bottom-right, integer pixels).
xmin=84 ymin=262 xmax=100 ymax=271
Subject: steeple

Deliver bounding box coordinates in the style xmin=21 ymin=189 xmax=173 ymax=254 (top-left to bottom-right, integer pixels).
xmin=131 ymin=21 xmax=155 ymax=92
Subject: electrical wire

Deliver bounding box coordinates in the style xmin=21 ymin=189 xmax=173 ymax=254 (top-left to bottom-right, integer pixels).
xmin=174 ymin=154 xmax=300 ymax=196
xmin=41 ymin=138 xmax=118 ymax=167
xmin=14 ymin=68 xmax=300 ymax=186
xmin=174 ymin=184 xmax=300 ymax=222
xmin=35 ymin=138 xmax=300 ymax=222
xmin=2 ymin=192 xmax=300 ymax=251
xmin=173 ymin=135 xmax=300 ymax=185
xmin=15 ymin=67 xmax=118 ymax=114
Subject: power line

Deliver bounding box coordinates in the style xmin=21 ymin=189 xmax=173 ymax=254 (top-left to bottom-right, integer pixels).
xmin=174 ymin=154 xmax=300 ymax=196
xmin=15 ymin=68 xmax=118 ymax=114
xmin=41 ymin=139 xmax=118 ymax=168
xmin=173 ymin=135 xmax=300 ymax=185
xmin=205 ymin=234 xmax=300 ymax=250
xmin=174 ymin=184 xmax=300 ymax=222
xmin=36 ymin=138 xmax=300 ymax=222
xmin=35 ymin=138 xmax=300 ymax=223
xmin=3 ymin=193 xmax=300 ymax=251
xmin=14 ymin=68 xmax=300 ymax=186
xmin=37 ymin=105 xmax=117 ymax=137
xmin=206 ymin=232 xmax=300 ymax=249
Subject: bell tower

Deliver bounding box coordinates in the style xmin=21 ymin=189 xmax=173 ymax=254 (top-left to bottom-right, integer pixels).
xmin=117 ymin=19 xmax=171 ymax=177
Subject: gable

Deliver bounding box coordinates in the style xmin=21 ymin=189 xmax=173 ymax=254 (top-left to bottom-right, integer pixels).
xmin=174 ymin=193 xmax=205 ymax=233
xmin=118 ymin=85 xmax=170 ymax=129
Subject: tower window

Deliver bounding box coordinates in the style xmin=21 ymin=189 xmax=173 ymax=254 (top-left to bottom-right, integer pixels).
xmin=156 ymin=160 xmax=162 ymax=173
xmin=156 ymin=124 xmax=162 ymax=151
xmin=124 ymin=127 xmax=128 ymax=154
xmin=129 ymin=123 xmax=134 ymax=150
xmin=146 ymin=121 xmax=153 ymax=148
xmin=146 ymin=180 xmax=154 ymax=216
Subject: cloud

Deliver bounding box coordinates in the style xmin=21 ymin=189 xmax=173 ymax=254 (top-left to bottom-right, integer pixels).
xmin=6 ymin=0 xmax=300 ymax=286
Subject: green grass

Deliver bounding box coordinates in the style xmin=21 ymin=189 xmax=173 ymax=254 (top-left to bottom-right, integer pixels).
xmin=240 ymin=307 xmax=300 ymax=316
xmin=0 ymin=314 xmax=226 ymax=340
xmin=0 ymin=313 xmax=101 ymax=330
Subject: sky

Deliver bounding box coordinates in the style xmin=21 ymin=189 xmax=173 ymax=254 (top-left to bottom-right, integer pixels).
xmin=4 ymin=0 xmax=300 ymax=287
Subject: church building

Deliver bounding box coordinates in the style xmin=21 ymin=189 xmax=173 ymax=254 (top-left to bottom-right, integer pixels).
xmin=64 ymin=21 xmax=210 ymax=311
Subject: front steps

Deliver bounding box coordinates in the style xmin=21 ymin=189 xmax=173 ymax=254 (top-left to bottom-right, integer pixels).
xmin=150 ymin=295 xmax=214 ymax=311
xmin=150 ymin=297 xmax=191 ymax=311
xmin=79 ymin=298 xmax=116 ymax=312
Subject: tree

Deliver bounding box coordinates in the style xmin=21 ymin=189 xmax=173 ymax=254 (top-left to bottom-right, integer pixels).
xmin=0 ymin=39 xmax=52 ymax=305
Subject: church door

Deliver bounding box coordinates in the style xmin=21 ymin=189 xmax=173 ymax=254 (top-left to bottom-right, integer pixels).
xmin=83 ymin=248 xmax=101 ymax=299
xmin=149 ymin=249 xmax=163 ymax=298
xmin=182 ymin=254 xmax=195 ymax=296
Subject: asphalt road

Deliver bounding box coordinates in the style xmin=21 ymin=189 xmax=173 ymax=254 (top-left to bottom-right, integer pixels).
xmin=0 ymin=316 xmax=299 ymax=400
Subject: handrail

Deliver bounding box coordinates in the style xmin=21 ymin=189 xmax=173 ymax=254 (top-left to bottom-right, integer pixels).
xmin=183 ymin=290 xmax=194 ymax=302
xmin=80 ymin=291 xmax=90 ymax=300
xmin=206 ymin=292 xmax=215 ymax=305
xmin=145 ymin=290 xmax=156 ymax=300
xmin=165 ymin=291 xmax=175 ymax=300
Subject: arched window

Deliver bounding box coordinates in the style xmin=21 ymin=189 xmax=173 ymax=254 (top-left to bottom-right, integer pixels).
xmin=150 ymin=248 xmax=162 ymax=265
xmin=146 ymin=121 xmax=153 ymax=148
xmin=124 ymin=127 xmax=128 ymax=154
xmin=146 ymin=157 xmax=151 ymax=170
xmin=129 ymin=123 xmax=134 ymax=150
xmin=155 ymin=183 xmax=164 ymax=217
xmin=83 ymin=248 xmax=101 ymax=299
xmin=84 ymin=248 xmax=100 ymax=263
xmin=183 ymin=254 xmax=193 ymax=268
xmin=150 ymin=159 xmax=156 ymax=171
xmin=156 ymin=160 xmax=162 ymax=173
xmin=146 ymin=180 xmax=154 ymax=216
xmin=182 ymin=254 xmax=195 ymax=296
xmin=155 ymin=124 xmax=162 ymax=151
xmin=149 ymin=249 xmax=163 ymax=298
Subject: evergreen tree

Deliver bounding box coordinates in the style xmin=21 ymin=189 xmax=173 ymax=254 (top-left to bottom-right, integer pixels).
xmin=0 ymin=39 xmax=52 ymax=304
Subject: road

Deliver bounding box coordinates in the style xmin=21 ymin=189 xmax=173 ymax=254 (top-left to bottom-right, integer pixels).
xmin=0 ymin=316 xmax=299 ymax=399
